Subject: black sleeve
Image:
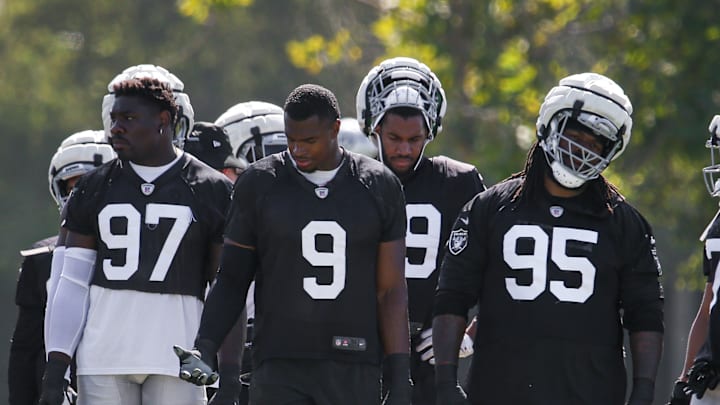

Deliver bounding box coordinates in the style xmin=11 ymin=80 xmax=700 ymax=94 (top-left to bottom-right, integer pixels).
xmin=197 ymin=244 xmax=256 ymax=348
xmin=618 ymin=207 xmax=664 ymax=333
xmin=379 ymin=169 xmax=406 ymax=242
xmin=434 ymin=195 xmax=486 ymax=319
xmin=224 ymin=168 xmax=261 ymax=246
xmin=63 ymin=174 xmax=97 ymax=236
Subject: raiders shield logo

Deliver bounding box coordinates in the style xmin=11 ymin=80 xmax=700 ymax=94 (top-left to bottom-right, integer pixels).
xmin=315 ymin=187 xmax=329 ymax=199
xmin=448 ymin=229 xmax=468 ymax=255
xmin=141 ymin=183 xmax=155 ymax=196
xmin=549 ymin=205 xmax=564 ymax=218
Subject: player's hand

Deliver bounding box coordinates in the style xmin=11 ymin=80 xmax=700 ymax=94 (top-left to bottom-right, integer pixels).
xmin=666 ymin=379 xmax=691 ymax=405
xmin=436 ymin=383 xmax=470 ymax=405
xmin=687 ymin=359 xmax=720 ymax=399
xmin=627 ymin=377 xmax=654 ymax=405
xmin=416 ymin=328 xmax=473 ymax=365
xmin=458 ymin=333 xmax=473 ymax=359
xmin=382 ymin=354 xmax=412 ymax=405
xmin=209 ymin=364 xmax=242 ymax=405
xmin=435 ymin=364 xmax=470 ymax=405
xmin=38 ymin=358 xmax=70 ymax=405
xmin=174 ymin=345 xmax=219 ymax=386
xmin=415 ymin=328 xmax=435 ymax=364
xmin=209 ymin=388 xmax=239 ymax=405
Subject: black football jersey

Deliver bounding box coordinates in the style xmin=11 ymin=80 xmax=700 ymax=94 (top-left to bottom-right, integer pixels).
xmin=225 ymin=150 xmax=406 ymax=365
xmin=15 ymin=236 xmax=56 ymax=309
xmin=698 ymin=208 xmax=720 ymax=363
xmin=64 ymin=154 xmax=232 ymax=300
xmin=9 ymin=236 xmax=57 ymax=405
xmin=436 ymin=178 xmax=663 ymax=404
xmin=402 ymin=156 xmax=485 ymax=329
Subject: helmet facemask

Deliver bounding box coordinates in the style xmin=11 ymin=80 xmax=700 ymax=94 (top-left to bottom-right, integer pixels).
xmin=238 ymin=129 xmax=288 ymax=163
xmin=541 ymin=110 xmax=623 ymax=189
xmin=703 ymin=133 xmax=720 ymax=197
xmin=357 ymin=57 xmax=446 ymax=173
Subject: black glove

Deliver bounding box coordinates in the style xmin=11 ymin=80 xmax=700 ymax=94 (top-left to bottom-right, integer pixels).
xmin=209 ymin=363 xmax=242 ymax=405
xmin=175 ymin=338 xmax=220 ymax=386
xmin=381 ymin=353 xmax=412 ymax=405
xmin=435 ymin=364 xmax=469 ymax=405
xmin=38 ymin=357 xmax=70 ymax=405
xmin=687 ymin=359 xmax=720 ymax=399
xmin=627 ymin=377 xmax=654 ymax=405
xmin=666 ymin=379 xmax=692 ymax=405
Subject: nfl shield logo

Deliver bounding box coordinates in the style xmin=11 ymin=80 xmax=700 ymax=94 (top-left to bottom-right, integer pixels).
xmin=141 ymin=183 xmax=155 ymax=196
xmin=448 ymin=229 xmax=468 ymax=255
xmin=315 ymin=187 xmax=329 ymax=199
xmin=549 ymin=205 xmax=564 ymax=218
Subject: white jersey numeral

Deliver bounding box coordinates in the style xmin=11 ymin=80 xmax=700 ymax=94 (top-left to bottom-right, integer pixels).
xmin=405 ymin=204 xmax=442 ymax=279
xmin=98 ymin=203 xmax=193 ymax=282
xmin=503 ymin=224 xmax=597 ymax=303
xmin=705 ymin=238 xmax=720 ymax=310
xmin=301 ymin=221 xmax=346 ymax=299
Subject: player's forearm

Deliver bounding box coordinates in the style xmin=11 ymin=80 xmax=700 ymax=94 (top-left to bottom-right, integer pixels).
xmin=431 ymin=314 xmax=466 ymax=366
xmin=378 ymin=285 xmax=410 ymax=355
xmin=217 ymin=308 xmax=247 ymax=366
xmin=198 ymin=243 xmax=255 ymax=348
xmin=629 ymin=330 xmax=663 ymax=381
xmin=680 ymin=285 xmax=711 ymax=378
xmin=197 ymin=274 xmax=248 ymax=348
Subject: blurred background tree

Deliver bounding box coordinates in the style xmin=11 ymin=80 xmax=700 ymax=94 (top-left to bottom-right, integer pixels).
xmin=1 ymin=0 xmax=717 ymax=402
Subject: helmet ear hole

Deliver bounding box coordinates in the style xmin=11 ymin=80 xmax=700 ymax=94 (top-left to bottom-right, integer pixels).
xmin=537 ymin=125 xmax=548 ymax=140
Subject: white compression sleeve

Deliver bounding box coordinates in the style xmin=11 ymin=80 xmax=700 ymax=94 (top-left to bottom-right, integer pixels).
xmin=45 ymin=247 xmax=96 ymax=357
xmin=44 ymin=246 xmax=65 ymax=354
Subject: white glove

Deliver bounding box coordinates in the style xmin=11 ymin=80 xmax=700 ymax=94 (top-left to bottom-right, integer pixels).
xmin=415 ymin=328 xmax=434 ymax=364
xmin=458 ymin=333 xmax=473 ymax=358
xmin=415 ymin=328 xmax=474 ymax=365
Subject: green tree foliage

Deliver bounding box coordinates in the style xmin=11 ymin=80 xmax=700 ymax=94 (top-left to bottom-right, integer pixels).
xmin=259 ymin=0 xmax=720 ymax=291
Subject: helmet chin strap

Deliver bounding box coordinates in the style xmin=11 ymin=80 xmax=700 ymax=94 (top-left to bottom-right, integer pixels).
xmin=412 ymin=138 xmax=431 ymax=171
xmin=370 ymin=131 xmax=385 ymax=165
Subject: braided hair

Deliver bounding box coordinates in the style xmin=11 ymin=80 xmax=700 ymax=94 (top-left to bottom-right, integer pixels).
xmin=508 ymin=142 xmax=623 ymax=213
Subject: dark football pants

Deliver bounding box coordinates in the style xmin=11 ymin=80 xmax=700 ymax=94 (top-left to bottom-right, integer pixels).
xmin=250 ymin=358 xmax=381 ymax=405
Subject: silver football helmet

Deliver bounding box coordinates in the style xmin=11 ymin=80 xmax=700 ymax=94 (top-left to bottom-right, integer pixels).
xmin=48 ymin=130 xmax=116 ymax=209
xmin=536 ymin=72 xmax=633 ymax=189
xmin=101 ymin=64 xmax=195 ymax=149
xmin=338 ymin=117 xmax=377 ymax=158
xmin=214 ymin=101 xmax=287 ymax=163
xmin=356 ymin=57 xmax=446 ymax=169
xmin=703 ymin=115 xmax=720 ymax=197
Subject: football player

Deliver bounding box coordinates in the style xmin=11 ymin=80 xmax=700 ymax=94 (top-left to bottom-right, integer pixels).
xmin=356 ymin=57 xmax=486 ymax=404
xmin=39 ymin=78 xmax=233 ymax=405
xmin=9 ymin=130 xmax=114 ymax=405
xmin=432 ymin=73 xmax=664 ymax=405
xmin=175 ymin=84 xmax=412 ymax=405
xmin=212 ymin=100 xmax=289 ymax=405
xmin=667 ymin=115 xmax=720 ymax=405
xmin=184 ymin=121 xmax=249 ymax=405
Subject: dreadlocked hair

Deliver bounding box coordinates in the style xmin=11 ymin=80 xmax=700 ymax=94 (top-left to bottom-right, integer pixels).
xmin=508 ymin=142 xmax=623 ymax=213
xmin=112 ymin=77 xmax=178 ymax=126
